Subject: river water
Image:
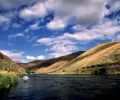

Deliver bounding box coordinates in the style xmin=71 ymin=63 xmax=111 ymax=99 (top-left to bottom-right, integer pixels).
xmin=0 ymin=75 xmax=120 ymax=100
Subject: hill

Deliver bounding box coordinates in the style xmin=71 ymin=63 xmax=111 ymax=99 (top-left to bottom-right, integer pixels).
xmin=20 ymin=42 xmax=120 ymax=74
xmin=0 ymin=52 xmax=25 ymax=74
xmin=21 ymin=51 xmax=85 ymax=73
xmin=52 ymin=42 xmax=120 ymax=74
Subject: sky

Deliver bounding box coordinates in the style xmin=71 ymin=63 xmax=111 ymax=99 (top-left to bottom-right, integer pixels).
xmin=0 ymin=0 xmax=120 ymax=63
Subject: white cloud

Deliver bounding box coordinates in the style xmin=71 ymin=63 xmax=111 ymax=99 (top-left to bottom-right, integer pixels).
xmin=0 ymin=0 xmax=37 ymax=11
xmin=0 ymin=15 xmax=10 ymax=23
xmin=0 ymin=49 xmax=25 ymax=62
xmin=0 ymin=15 xmax=10 ymax=29
xmin=37 ymin=33 xmax=79 ymax=58
xmin=37 ymin=38 xmax=52 ymax=44
xmin=20 ymin=1 xmax=48 ymax=20
xmin=26 ymin=55 xmax=45 ymax=61
xmin=37 ymin=20 xmax=120 ymax=58
xmin=47 ymin=18 xmax=66 ymax=30
xmin=107 ymin=0 xmax=120 ymax=13
xmin=37 ymin=55 xmax=45 ymax=60
xmin=72 ymin=24 xmax=87 ymax=32
xmin=72 ymin=20 xmax=120 ymax=40
xmin=19 ymin=0 xmax=107 ymax=26
xmin=29 ymin=23 xmax=40 ymax=30
xmin=48 ymin=0 xmax=107 ymax=26
xmin=8 ymin=33 xmax=24 ymax=39
xmin=26 ymin=55 xmax=36 ymax=60
xmin=0 ymin=49 xmax=45 ymax=63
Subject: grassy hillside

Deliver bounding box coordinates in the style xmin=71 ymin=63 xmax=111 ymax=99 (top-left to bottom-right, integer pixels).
xmin=19 ymin=42 xmax=120 ymax=74
xmin=18 ymin=60 xmax=45 ymax=71
xmin=52 ymin=42 xmax=120 ymax=74
xmin=20 ymin=51 xmax=84 ymax=73
xmin=0 ymin=52 xmax=25 ymax=74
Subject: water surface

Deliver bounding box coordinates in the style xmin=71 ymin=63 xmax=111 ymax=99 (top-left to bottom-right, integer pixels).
xmin=0 ymin=75 xmax=120 ymax=100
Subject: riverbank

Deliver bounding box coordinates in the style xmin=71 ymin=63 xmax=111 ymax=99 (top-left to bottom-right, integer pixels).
xmin=0 ymin=74 xmax=19 ymax=89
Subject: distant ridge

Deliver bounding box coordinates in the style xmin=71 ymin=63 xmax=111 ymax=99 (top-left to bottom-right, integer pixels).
xmin=19 ymin=51 xmax=85 ymax=73
xmin=19 ymin=42 xmax=120 ymax=74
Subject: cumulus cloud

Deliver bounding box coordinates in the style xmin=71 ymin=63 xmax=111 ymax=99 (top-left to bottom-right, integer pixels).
xmin=105 ymin=0 xmax=120 ymax=22
xmin=0 ymin=0 xmax=38 ymax=29
xmin=50 ymin=0 xmax=107 ymax=26
xmin=37 ymin=20 xmax=120 ymax=58
xmin=26 ymin=55 xmax=36 ymax=60
xmin=0 ymin=15 xmax=10 ymax=29
xmin=29 ymin=23 xmax=40 ymax=30
xmin=47 ymin=18 xmax=66 ymax=30
xmin=37 ymin=34 xmax=78 ymax=58
xmin=20 ymin=1 xmax=48 ymax=20
xmin=107 ymin=0 xmax=120 ymax=13
xmin=0 ymin=0 xmax=118 ymax=30
xmin=0 ymin=0 xmax=119 ymax=60
xmin=73 ymin=20 xmax=120 ymax=40
xmin=19 ymin=0 xmax=107 ymax=26
xmin=0 ymin=49 xmax=25 ymax=62
xmin=0 ymin=15 xmax=10 ymax=23
xmin=26 ymin=55 xmax=45 ymax=61
xmin=0 ymin=0 xmax=37 ymax=11
xmin=0 ymin=49 xmax=45 ymax=62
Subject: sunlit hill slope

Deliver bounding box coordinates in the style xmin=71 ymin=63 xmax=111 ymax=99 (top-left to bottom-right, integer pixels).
xmin=0 ymin=52 xmax=25 ymax=74
xmin=20 ymin=42 xmax=120 ymax=74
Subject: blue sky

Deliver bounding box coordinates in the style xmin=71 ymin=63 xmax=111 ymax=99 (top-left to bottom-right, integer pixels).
xmin=0 ymin=0 xmax=120 ymax=62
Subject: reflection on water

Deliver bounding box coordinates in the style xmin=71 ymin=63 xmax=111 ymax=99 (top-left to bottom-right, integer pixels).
xmin=0 ymin=75 xmax=120 ymax=100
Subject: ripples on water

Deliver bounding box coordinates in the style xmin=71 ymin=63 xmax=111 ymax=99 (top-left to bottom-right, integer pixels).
xmin=0 ymin=75 xmax=120 ymax=100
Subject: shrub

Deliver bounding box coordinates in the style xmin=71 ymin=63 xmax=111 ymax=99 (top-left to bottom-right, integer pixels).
xmin=0 ymin=74 xmax=19 ymax=89
xmin=26 ymin=70 xmax=35 ymax=74
xmin=92 ymin=68 xmax=106 ymax=75
xmin=62 ymin=70 xmax=65 ymax=72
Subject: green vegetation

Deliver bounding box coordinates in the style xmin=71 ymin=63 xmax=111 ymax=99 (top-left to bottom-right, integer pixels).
xmin=0 ymin=74 xmax=19 ymax=89
xmin=26 ymin=70 xmax=35 ymax=74
xmin=92 ymin=68 xmax=107 ymax=75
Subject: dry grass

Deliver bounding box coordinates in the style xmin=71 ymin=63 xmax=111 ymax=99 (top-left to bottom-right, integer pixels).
xmin=52 ymin=42 xmax=120 ymax=74
xmin=0 ymin=52 xmax=25 ymax=74
xmin=23 ymin=42 xmax=120 ymax=74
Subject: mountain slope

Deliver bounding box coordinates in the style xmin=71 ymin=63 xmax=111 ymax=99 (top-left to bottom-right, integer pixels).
xmin=20 ymin=42 xmax=120 ymax=74
xmin=0 ymin=52 xmax=25 ymax=74
xmin=52 ymin=42 xmax=120 ymax=74
xmin=21 ymin=51 xmax=85 ymax=73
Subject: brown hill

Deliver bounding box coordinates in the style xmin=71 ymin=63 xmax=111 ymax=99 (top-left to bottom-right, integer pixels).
xmin=52 ymin=42 xmax=120 ymax=74
xmin=0 ymin=52 xmax=25 ymax=74
xmin=20 ymin=42 xmax=120 ymax=74
xmin=21 ymin=51 xmax=85 ymax=73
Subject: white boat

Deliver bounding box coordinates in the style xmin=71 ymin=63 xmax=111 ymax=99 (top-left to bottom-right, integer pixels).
xmin=23 ymin=76 xmax=29 ymax=81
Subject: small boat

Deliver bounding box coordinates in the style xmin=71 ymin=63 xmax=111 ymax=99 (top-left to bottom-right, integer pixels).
xmin=23 ymin=76 xmax=29 ymax=82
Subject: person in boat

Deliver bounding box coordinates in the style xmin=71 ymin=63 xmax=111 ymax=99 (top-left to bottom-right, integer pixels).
xmin=23 ymin=75 xmax=29 ymax=81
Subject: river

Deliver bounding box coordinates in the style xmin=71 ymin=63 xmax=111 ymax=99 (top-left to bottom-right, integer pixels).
xmin=0 ymin=74 xmax=120 ymax=100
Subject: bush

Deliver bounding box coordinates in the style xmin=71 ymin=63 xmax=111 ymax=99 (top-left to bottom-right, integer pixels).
xmin=26 ymin=70 xmax=35 ymax=74
xmin=92 ymin=68 xmax=106 ymax=75
xmin=0 ymin=74 xmax=19 ymax=89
